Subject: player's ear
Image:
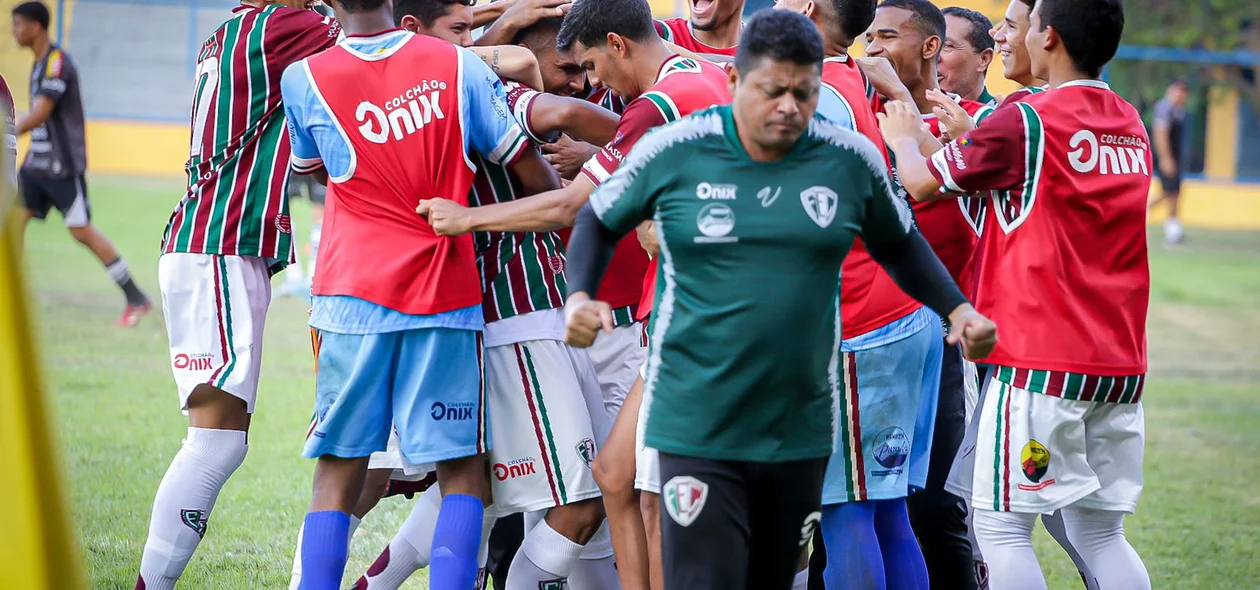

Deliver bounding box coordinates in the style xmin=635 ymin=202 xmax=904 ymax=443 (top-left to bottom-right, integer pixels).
xmin=978 ymin=47 xmax=994 ymax=72
xmin=607 ymin=33 xmax=626 ymax=58
xmin=1042 ymin=25 xmax=1059 ymax=54
xmin=727 ymin=62 xmax=740 ymax=94
xmin=923 ymin=34 xmax=941 ymax=61
xmin=399 ymin=14 xmax=420 ymax=33
xmin=802 ymin=1 xmax=816 ymax=19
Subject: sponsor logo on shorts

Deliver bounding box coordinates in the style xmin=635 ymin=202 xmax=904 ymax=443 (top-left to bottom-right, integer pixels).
xmin=872 ymin=427 xmax=910 ymax=475
xmin=800 ymin=186 xmax=839 ymax=228
xmin=173 ymin=352 xmax=215 ymax=371
xmin=799 ymin=511 xmax=821 ymax=547
xmin=181 ymin=509 xmax=208 ymax=538
xmin=430 ymin=401 xmax=476 ymax=421
xmin=275 ymin=214 xmax=292 ymax=234
xmin=694 ymin=203 xmax=737 ymax=244
xmin=663 ymin=475 xmax=708 ymax=527
xmin=575 ymin=437 xmax=596 ymax=468
xmin=1018 ymin=439 xmax=1056 ymax=491
xmin=493 ymin=457 xmax=537 ymax=481
xmin=309 ymin=406 xmax=330 ymax=439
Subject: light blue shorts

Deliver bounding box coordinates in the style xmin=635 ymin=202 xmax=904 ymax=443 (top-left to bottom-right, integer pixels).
xmin=304 ymin=328 xmax=489 ymax=463
xmin=823 ymin=309 xmax=943 ymax=504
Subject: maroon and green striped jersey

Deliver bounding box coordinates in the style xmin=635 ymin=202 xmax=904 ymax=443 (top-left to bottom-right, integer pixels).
xmin=470 ymin=81 xmax=568 ymax=323
xmin=161 ymin=4 xmax=339 ymax=270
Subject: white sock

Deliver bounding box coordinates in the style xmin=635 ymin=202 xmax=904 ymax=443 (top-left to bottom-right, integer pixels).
xmin=350 ymin=484 xmax=444 ymax=589
xmin=1040 ymin=510 xmax=1098 ymax=590
xmin=1060 ymin=507 xmax=1150 ymax=590
xmin=972 ymin=508 xmax=1045 ymax=590
xmin=1164 ymin=218 xmax=1184 ymax=243
xmin=791 ymin=567 xmax=809 ymax=590
xmin=138 ymin=428 xmax=248 ymax=590
xmin=506 ymin=519 xmax=585 ymax=590
xmin=570 ymin=521 xmax=618 ymax=589
xmin=290 ymin=516 xmax=362 ymax=590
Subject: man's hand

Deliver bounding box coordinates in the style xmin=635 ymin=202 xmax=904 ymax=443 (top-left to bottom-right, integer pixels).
xmin=543 ymin=135 xmax=598 ymax=180
xmin=415 ymin=198 xmax=473 ymax=236
xmin=487 ymin=0 xmax=571 ymax=40
xmin=877 ymin=100 xmax=929 ymax=145
xmin=564 ymin=292 xmax=613 ymax=348
xmin=946 ymin=304 xmax=998 ymax=360
xmin=636 ymin=221 xmax=659 ymax=257
xmin=857 ymin=57 xmax=913 ymax=104
xmin=927 ymin=88 xmax=973 ymax=142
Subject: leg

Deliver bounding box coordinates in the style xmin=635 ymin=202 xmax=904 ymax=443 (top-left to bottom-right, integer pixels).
xmin=745 ymin=458 xmax=827 ymax=590
xmin=1040 ymin=510 xmax=1098 ymax=590
xmin=57 ymin=175 xmax=149 ymax=310
xmin=971 ymin=509 xmax=1044 ymax=590
xmin=633 ymin=367 xmax=665 ymax=590
xmin=820 ymin=502 xmax=884 ymax=590
xmin=793 ymin=550 xmax=810 ymax=590
xmin=639 ymin=491 xmax=664 ymax=590
xmin=658 ymin=453 xmax=750 ymax=590
xmin=1059 ymin=507 xmax=1149 ymax=590
xmin=290 ymin=468 xmax=377 ymax=590
xmin=506 ymin=499 xmax=604 ymax=590
xmin=486 ymin=513 xmax=526 ymax=590
xmin=807 ymin=525 xmax=826 ymax=590
xmin=873 ymin=499 xmax=928 ymax=590
xmin=593 ymin=375 xmax=650 ymax=590
xmin=300 ymin=456 xmax=371 ymax=590
xmin=349 ymin=482 xmax=445 ymax=590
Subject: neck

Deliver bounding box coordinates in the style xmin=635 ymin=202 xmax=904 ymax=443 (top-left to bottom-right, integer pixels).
xmin=732 ymin=107 xmax=789 ymax=163
xmin=692 ymin=17 xmax=741 ymax=49
xmin=909 ymin=65 xmax=939 ymax=114
xmin=823 ymin=38 xmax=850 ymax=59
xmin=957 ymin=77 xmax=985 ymax=102
xmin=1011 ymin=72 xmax=1044 ymax=88
xmin=631 ymin=41 xmax=678 ymax=99
xmin=1044 ymin=59 xmax=1092 ymax=89
xmin=337 ymin=7 xmax=395 ymax=36
xmin=30 ymin=35 xmax=51 ymax=59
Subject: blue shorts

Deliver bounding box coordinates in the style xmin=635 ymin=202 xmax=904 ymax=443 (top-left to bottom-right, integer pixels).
xmin=823 ymin=309 xmax=943 ymax=504
xmin=304 ymin=327 xmax=489 ymax=463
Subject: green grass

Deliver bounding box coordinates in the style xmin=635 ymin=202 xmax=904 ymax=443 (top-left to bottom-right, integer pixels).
xmin=22 ymin=176 xmax=1260 ymax=589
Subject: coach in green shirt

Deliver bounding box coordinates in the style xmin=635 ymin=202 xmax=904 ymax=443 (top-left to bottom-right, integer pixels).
xmin=563 ymin=9 xmax=997 ymax=590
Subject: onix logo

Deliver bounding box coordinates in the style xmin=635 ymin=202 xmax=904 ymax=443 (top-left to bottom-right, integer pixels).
xmin=493 ymin=457 xmax=537 ymax=481
xmin=1067 ymin=130 xmax=1149 ymax=176
xmin=357 ymin=87 xmax=446 ymax=144
xmin=173 ymin=353 xmax=214 ymax=371
xmin=430 ymin=401 xmax=475 ymax=421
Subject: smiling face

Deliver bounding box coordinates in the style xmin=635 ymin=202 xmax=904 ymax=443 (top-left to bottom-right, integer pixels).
xmin=690 ymin=0 xmax=746 ymax=32
xmin=992 ymin=0 xmax=1035 ymax=84
xmin=539 ymin=45 xmax=589 ymax=97
xmin=864 ymin=6 xmax=931 ymax=89
xmin=938 ymin=14 xmax=988 ymax=96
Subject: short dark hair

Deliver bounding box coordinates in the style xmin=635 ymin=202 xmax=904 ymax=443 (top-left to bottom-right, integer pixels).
xmin=1034 ymin=0 xmax=1123 ymax=78
xmin=733 ymin=10 xmax=823 ymax=74
xmin=876 ymin=0 xmax=945 ymax=41
xmin=335 ymin=0 xmax=389 ymax=13
xmin=12 ymin=1 xmax=49 ymax=30
xmin=942 ymin=7 xmax=993 ymax=52
xmin=1016 ymin=0 xmax=1036 ymax=10
xmin=824 ymin=0 xmax=877 ymax=42
xmin=511 ymin=15 xmax=565 ymax=48
xmin=393 ymin=0 xmax=468 ymax=27
xmin=556 ymin=0 xmax=655 ymax=51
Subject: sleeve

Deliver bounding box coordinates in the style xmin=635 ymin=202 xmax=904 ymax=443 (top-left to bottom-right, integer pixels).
xmin=927 ymin=102 xmax=1035 ymax=195
xmin=281 ymin=8 xmax=340 ymax=60
xmin=1152 ymin=100 xmax=1172 ymax=127
xmin=580 ymin=98 xmax=667 ymax=186
xmin=972 ymin=104 xmax=995 ymax=127
xmin=35 ymin=50 xmax=72 ymax=102
xmin=587 ymin=128 xmax=668 ymax=235
xmin=654 ymin=19 xmax=673 ymax=42
xmin=280 ymin=62 xmax=323 ymax=174
xmin=853 ymin=138 xmax=915 ymax=244
xmin=502 ymin=80 xmax=560 ymax=145
xmin=817 ymin=83 xmax=856 ymax=131
xmin=459 ymin=48 xmax=531 ymax=166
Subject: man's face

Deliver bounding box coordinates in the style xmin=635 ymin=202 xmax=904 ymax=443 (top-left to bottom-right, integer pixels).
xmin=11 ymin=15 xmax=37 ymax=48
xmin=690 ymin=0 xmax=746 ymax=32
xmin=1024 ymin=2 xmax=1050 ymax=81
xmin=534 ymin=43 xmax=588 ymax=97
xmin=865 ymin=7 xmax=931 ymax=86
xmin=992 ymin=0 xmax=1033 ymax=82
xmin=1169 ymin=84 xmax=1189 ymax=107
xmin=939 ymin=15 xmax=988 ymax=95
xmin=406 ymin=5 xmax=474 ymax=47
xmin=573 ymin=38 xmax=635 ymax=99
xmin=731 ymin=58 xmax=819 ymax=154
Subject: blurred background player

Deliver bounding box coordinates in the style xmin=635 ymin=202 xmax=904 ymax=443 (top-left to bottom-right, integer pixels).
xmin=1150 ymin=79 xmax=1189 ymax=246
xmin=938 ymin=6 xmax=995 ymax=105
xmin=280 ymin=0 xmax=559 ymax=587
xmin=655 ymin=0 xmax=745 ymax=55
xmin=10 ymin=1 xmax=151 ymax=326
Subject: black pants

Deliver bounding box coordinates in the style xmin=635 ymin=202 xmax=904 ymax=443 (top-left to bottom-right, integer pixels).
xmin=659 ymin=453 xmax=827 ymax=590
xmin=485 ymin=512 xmax=525 ymax=590
xmin=906 ymin=342 xmax=977 ymax=590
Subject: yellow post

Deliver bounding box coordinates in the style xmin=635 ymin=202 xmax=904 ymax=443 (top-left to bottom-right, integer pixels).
xmin=0 ymin=90 xmax=86 ymax=589
xmin=1204 ymin=84 xmax=1240 ymax=180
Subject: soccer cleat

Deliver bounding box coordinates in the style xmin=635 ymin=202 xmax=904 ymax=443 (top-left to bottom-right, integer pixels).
xmin=116 ymin=300 xmax=152 ymax=327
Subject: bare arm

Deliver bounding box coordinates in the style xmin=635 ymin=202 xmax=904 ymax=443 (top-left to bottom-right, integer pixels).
xmin=16 ymin=96 xmax=55 ymax=136
xmin=510 ymin=146 xmax=563 ymax=196
xmin=473 ymin=1 xmax=512 ymax=28
xmin=470 ymin=46 xmax=544 ymax=91
xmin=470 ymin=173 xmax=595 ymax=232
xmin=528 ymin=94 xmax=620 ymax=146
xmin=1153 ymin=122 xmax=1174 ymax=167
xmin=475 ymin=0 xmax=572 ymax=47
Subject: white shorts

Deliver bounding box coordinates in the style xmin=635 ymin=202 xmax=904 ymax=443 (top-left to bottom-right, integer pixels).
xmin=159 ymin=253 xmax=270 ymax=413
xmin=946 ymin=376 xmax=1144 ymax=514
xmin=963 ymin=360 xmax=980 ymax=425
xmin=367 ymin=429 xmax=433 ymax=482
xmin=486 ymin=339 xmax=605 ymax=514
xmin=586 ymin=322 xmax=647 ymax=425
xmin=634 ymin=360 xmax=660 ymax=494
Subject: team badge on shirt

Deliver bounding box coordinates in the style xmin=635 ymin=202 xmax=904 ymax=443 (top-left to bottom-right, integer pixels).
xmin=800 ymin=186 xmax=839 ymax=228
xmin=663 ymin=476 xmax=709 ymax=527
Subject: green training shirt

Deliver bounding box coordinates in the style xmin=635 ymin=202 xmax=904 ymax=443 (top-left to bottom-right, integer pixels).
xmin=590 ymin=104 xmax=914 ymax=462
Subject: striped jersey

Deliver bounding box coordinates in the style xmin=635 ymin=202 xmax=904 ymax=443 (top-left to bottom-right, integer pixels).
xmin=162 ymin=5 xmax=339 ymax=270
xmin=471 ymin=80 xmax=568 ymax=324
xmin=928 ymin=80 xmax=1150 ymax=394
xmin=654 ymin=18 xmax=739 ymax=57
xmin=973 ymin=85 xmax=1047 ymax=126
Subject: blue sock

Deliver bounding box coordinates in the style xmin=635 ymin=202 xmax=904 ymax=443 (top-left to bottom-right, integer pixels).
xmin=821 ymin=502 xmax=885 ymax=590
xmin=873 ymin=499 xmax=929 ymax=590
xmin=300 ymin=510 xmax=350 ymax=590
xmin=429 ymin=493 xmax=484 ymax=590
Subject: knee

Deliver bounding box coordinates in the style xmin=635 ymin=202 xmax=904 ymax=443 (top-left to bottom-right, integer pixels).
xmin=68 ymin=225 xmax=93 ymax=244
xmin=1059 ymin=507 xmax=1126 ymax=545
xmin=550 ymin=498 xmax=605 ymax=544
xmin=971 ymin=509 xmax=1037 ymax=549
xmin=593 ymin=451 xmax=634 ymax=498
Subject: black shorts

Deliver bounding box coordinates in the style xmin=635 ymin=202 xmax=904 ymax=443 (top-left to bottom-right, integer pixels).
xmin=659 ymin=453 xmax=827 ymax=590
xmin=20 ymin=169 xmax=90 ymax=227
xmin=1158 ymin=165 xmax=1182 ymax=195
xmin=287 ymin=172 xmax=327 ymax=205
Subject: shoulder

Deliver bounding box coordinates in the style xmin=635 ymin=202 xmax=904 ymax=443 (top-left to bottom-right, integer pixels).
xmin=629 ymin=107 xmax=727 ymax=162
xmin=958 ymin=98 xmax=986 ymax=116
xmin=805 ymin=116 xmax=885 ymax=174
xmin=279 ymin=59 xmax=313 ymax=100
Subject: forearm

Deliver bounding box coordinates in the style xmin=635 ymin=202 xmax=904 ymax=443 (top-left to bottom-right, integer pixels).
xmin=475 ymin=19 xmax=519 ymax=47
xmin=473 ymin=2 xmax=510 ymax=28
xmin=553 ymin=99 xmax=619 ymax=145
xmin=865 ymin=230 xmax=968 ymax=319
xmin=565 ymin=203 xmax=622 ymax=297
xmin=917 ymin=127 xmax=943 ymax=158
xmin=471 ymin=46 xmax=542 ymax=90
xmin=1153 ymin=126 xmax=1175 ymax=165
xmin=888 ymin=137 xmax=946 ymax=201
xmin=466 ymin=183 xmax=586 ymax=232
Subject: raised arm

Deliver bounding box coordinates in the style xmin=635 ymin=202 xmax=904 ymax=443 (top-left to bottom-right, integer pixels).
xmin=469 ymin=45 xmax=544 ymax=91
xmin=527 ymin=94 xmax=621 ymax=146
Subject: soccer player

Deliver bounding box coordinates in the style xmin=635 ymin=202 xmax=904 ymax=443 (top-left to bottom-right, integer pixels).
xmin=137 ymin=1 xmax=340 ymax=588
xmin=1150 ymin=79 xmax=1189 ymax=245
xmin=655 ymin=0 xmax=745 ymax=56
xmin=879 ymin=1 xmax=1152 ymax=589
xmin=10 ymin=1 xmax=151 ymax=326
xmin=562 ymin=11 xmax=996 ymax=589
xmin=280 ymin=0 xmax=559 ymax=588
xmin=939 ymin=7 xmax=995 ymax=105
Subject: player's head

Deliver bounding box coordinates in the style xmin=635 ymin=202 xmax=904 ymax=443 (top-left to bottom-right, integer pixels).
xmin=557 ymin=0 xmax=658 ymax=99
xmin=773 ymin=0 xmax=877 ymax=49
xmin=865 ymin=0 xmax=945 ymax=89
xmin=991 ymin=0 xmax=1038 ymax=84
xmin=395 ymin=0 xmax=475 ymax=47
xmin=1166 ymin=78 xmax=1189 ymax=106
xmin=688 ymin=0 xmax=746 ymax=33
xmin=938 ymin=7 xmax=993 ymax=99
xmin=11 ymin=1 xmax=49 ymax=48
xmin=512 ymin=17 xmax=586 ymax=96
xmin=1026 ymin=0 xmax=1123 ymax=81
xmin=730 ymin=10 xmax=823 ymax=155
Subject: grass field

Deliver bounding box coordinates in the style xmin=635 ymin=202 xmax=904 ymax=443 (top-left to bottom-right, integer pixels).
xmin=21 ymin=176 xmax=1260 ymax=589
